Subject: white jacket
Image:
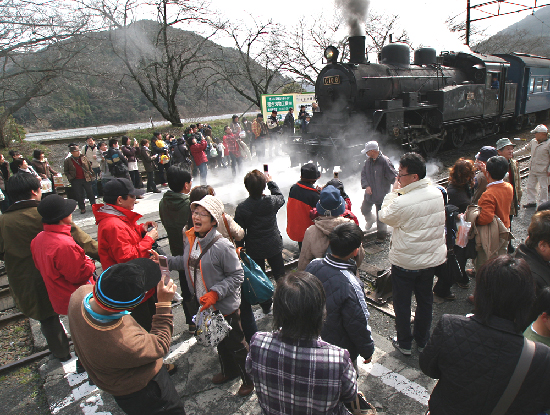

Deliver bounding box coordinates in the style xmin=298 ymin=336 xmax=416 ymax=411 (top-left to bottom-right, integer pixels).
xmin=514 ymin=138 xmax=550 ymax=174
xmin=379 ymin=178 xmax=447 ymax=270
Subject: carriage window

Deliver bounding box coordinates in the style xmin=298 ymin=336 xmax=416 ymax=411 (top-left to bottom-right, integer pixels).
xmin=535 ymin=78 xmax=544 ymax=93
xmin=487 ymin=73 xmax=499 ymax=89
xmin=544 ymin=78 xmax=550 ymax=91
xmin=529 ymin=77 xmax=536 ymax=93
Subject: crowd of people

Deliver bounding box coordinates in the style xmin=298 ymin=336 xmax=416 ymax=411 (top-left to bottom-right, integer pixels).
xmin=0 ymin=120 xmax=549 ymax=415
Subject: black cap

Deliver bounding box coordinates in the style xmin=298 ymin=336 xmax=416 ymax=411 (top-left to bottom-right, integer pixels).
xmin=476 ymin=146 xmax=498 ymax=162
xmin=37 ymin=194 xmax=76 ymax=224
xmin=95 ymin=259 xmax=161 ymax=310
xmin=301 ymin=163 xmax=321 ymax=180
xmin=103 ymin=178 xmax=146 ymax=199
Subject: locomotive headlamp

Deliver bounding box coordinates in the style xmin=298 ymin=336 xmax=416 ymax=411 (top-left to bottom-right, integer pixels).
xmin=324 ymin=46 xmax=339 ymax=63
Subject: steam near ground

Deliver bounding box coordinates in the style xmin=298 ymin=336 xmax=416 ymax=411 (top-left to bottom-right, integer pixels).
xmin=153 ymin=142 xmax=445 ymax=250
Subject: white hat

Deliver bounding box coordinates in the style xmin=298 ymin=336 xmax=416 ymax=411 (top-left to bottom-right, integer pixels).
xmin=191 ymin=195 xmax=224 ymax=226
xmin=361 ymin=141 xmax=379 ymax=154
xmin=530 ymin=124 xmax=548 ymax=133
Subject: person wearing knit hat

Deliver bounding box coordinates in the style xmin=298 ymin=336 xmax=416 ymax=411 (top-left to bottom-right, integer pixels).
xmin=67 ymin=259 xmax=185 ymax=414
xmin=514 ymin=124 xmax=550 ymax=208
xmin=360 ymin=140 xmax=397 ymax=241
xmin=287 ymin=163 xmax=321 ymax=249
xmin=298 ymin=185 xmax=362 ymax=271
xmin=160 ymin=194 xmax=254 ymax=396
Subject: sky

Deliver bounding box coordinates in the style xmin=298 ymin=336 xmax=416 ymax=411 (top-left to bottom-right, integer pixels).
xmin=208 ymin=0 xmax=540 ymax=51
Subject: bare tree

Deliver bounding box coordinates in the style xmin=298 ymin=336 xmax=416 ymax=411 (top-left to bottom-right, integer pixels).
xmin=364 ymin=12 xmax=410 ymax=55
xmin=0 ymin=1 xmax=92 ymax=146
xmin=209 ymin=21 xmax=287 ymax=110
xmin=275 ymin=16 xmax=347 ymax=87
xmin=81 ymin=0 xmax=219 ymax=127
xmin=446 ymin=13 xmax=486 ymax=45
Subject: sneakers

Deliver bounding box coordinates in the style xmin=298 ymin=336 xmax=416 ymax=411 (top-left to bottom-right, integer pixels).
xmin=392 ymin=340 xmax=411 ymax=356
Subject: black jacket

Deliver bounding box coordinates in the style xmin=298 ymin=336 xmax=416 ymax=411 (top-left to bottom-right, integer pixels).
xmin=305 ymin=255 xmax=374 ymax=362
xmin=420 ymin=314 xmax=550 ymax=415
xmin=234 ymin=181 xmax=285 ymax=259
xmin=446 ymin=183 xmax=472 ymax=214
xmin=512 ymin=243 xmax=550 ymax=290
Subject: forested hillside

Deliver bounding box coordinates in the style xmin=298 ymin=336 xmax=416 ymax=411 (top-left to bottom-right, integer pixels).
xmin=14 ymin=20 xmax=285 ymax=132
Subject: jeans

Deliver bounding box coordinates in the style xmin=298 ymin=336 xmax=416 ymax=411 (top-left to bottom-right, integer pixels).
xmin=229 ymin=153 xmax=242 ymax=177
xmin=129 ymin=169 xmax=140 ymax=189
xmin=70 ymin=179 xmax=95 ymax=211
xmin=114 ymin=366 xmax=186 ymax=415
xmin=91 ymin=167 xmax=101 ymax=197
xmin=197 ymin=162 xmax=207 ymax=185
xmin=157 ymin=163 xmax=167 ymax=184
xmin=146 ymin=171 xmax=158 ymax=192
xmin=391 ymin=265 xmax=435 ymax=349
xmin=40 ymin=315 xmax=70 ymax=359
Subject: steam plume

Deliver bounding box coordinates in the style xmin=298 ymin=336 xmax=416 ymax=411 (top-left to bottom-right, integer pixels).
xmin=336 ymin=0 xmax=369 ymax=36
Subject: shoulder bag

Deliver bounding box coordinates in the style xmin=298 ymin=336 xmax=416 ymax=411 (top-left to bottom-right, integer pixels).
xmin=490 ymin=337 xmax=536 ymax=415
xmin=223 ymin=214 xmax=274 ymax=305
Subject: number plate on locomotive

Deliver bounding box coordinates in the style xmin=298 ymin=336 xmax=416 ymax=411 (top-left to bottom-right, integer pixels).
xmin=323 ymin=75 xmax=341 ymax=85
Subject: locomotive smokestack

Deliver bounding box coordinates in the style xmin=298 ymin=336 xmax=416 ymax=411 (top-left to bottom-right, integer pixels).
xmin=349 ymin=36 xmax=367 ymax=64
xmin=336 ymin=0 xmax=369 ymax=36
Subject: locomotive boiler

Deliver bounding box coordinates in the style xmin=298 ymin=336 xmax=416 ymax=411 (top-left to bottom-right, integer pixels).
xmin=290 ymin=35 xmax=550 ymax=173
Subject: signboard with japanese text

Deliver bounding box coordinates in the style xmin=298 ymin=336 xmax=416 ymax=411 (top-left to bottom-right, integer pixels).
xmin=260 ymin=93 xmax=316 ymax=122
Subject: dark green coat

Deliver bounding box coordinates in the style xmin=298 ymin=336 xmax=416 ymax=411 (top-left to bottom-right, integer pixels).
xmin=0 ymin=200 xmax=99 ymax=320
xmin=159 ymin=191 xmax=190 ymax=256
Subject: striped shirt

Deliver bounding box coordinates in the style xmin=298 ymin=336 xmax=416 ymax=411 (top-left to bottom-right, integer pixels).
xmin=246 ymin=331 xmax=357 ymax=414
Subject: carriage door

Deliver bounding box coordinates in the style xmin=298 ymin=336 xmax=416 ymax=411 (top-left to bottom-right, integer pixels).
xmin=484 ymin=71 xmax=500 ymax=117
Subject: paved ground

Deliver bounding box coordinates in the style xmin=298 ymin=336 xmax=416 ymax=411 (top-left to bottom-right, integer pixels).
xmin=26 ymin=153 xmax=536 ymax=415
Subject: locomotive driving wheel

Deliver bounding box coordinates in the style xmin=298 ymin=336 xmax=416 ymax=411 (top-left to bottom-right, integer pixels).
xmin=449 ymin=129 xmax=467 ymax=148
xmin=420 ymin=139 xmax=442 ymax=158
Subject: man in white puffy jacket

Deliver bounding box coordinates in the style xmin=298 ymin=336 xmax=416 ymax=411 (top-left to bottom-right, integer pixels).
xmin=379 ymin=152 xmax=447 ymax=356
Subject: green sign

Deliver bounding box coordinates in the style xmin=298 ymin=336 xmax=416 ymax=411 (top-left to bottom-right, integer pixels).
xmin=264 ymin=95 xmax=294 ymax=112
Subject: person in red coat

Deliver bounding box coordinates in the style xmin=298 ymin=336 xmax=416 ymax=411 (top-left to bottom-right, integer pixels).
xmin=92 ymin=178 xmax=159 ymax=331
xmin=31 ymin=195 xmax=96 ymax=316
xmin=287 ymin=163 xmax=321 ymax=250
xmin=189 ymin=137 xmax=208 ymax=184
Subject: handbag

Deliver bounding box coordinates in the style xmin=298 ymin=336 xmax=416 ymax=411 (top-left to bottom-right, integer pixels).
xmin=194 ymin=308 xmax=231 ymax=347
xmin=222 ymin=214 xmax=274 ymax=305
xmin=209 ymin=147 xmax=218 ymax=158
xmin=240 ymin=252 xmax=274 ymax=305
xmin=190 ymin=235 xmax=231 ymax=347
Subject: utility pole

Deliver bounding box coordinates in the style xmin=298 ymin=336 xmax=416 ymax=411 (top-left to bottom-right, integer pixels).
xmin=466 ymin=0 xmax=471 ymax=46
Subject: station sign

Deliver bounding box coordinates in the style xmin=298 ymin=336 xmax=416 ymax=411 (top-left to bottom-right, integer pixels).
xmin=260 ymin=93 xmax=316 ymax=121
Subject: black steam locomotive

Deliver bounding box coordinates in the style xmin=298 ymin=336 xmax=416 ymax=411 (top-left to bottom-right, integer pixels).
xmin=290 ymin=35 xmax=550 ymax=173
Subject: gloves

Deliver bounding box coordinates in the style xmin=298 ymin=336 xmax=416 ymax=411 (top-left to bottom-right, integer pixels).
xmin=199 ymin=291 xmax=219 ymax=312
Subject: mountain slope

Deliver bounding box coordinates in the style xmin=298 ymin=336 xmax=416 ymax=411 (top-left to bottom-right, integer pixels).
xmin=14 ymin=21 xmax=287 ymax=132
